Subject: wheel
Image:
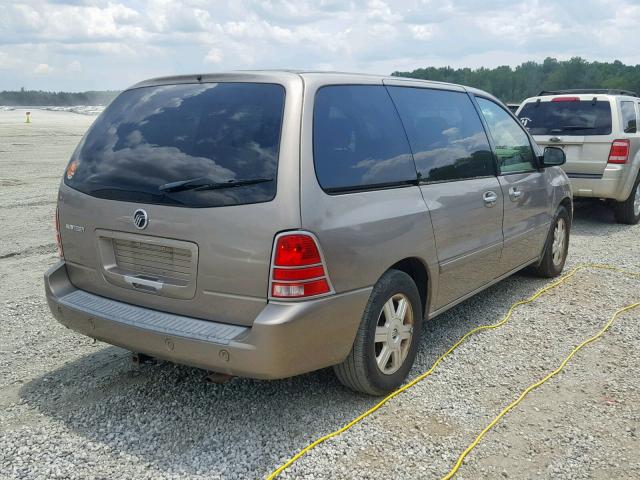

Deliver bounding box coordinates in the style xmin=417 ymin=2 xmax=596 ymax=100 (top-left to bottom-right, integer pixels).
xmin=334 ymin=269 xmax=422 ymax=395
xmin=532 ymin=205 xmax=570 ymax=278
xmin=613 ymin=173 xmax=640 ymax=225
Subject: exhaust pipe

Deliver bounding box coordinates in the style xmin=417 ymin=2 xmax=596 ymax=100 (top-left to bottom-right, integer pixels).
xmin=131 ymin=352 xmax=155 ymax=366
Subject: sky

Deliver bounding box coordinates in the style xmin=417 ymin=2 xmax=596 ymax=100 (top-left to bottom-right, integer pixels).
xmin=1 ymin=0 xmax=639 ymax=91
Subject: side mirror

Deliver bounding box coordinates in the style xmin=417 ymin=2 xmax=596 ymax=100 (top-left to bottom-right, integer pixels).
xmin=541 ymin=147 xmax=566 ymax=167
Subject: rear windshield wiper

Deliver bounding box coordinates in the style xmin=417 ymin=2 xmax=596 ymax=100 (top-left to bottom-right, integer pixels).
xmin=159 ymin=177 xmax=273 ymax=193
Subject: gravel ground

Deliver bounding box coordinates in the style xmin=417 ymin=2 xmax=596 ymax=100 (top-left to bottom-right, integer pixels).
xmin=1 ymin=109 xmax=639 ymax=480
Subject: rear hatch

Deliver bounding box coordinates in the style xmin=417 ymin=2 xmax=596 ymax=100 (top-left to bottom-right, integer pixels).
xmin=518 ymin=97 xmax=614 ymax=176
xmin=58 ymin=76 xmax=302 ymax=326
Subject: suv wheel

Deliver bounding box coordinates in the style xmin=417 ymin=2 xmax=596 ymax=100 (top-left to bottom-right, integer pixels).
xmin=613 ymin=173 xmax=640 ymax=225
xmin=334 ymin=269 xmax=422 ymax=395
xmin=532 ymin=205 xmax=570 ymax=278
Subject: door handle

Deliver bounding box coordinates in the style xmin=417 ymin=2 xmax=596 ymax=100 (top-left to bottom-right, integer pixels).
xmin=509 ymin=187 xmax=523 ymax=200
xmin=124 ymin=275 xmax=164 ymax=292
xmin=483 ymin=190 xmax=498 ymax=207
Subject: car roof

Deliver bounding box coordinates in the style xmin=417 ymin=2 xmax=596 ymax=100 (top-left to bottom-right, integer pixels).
xmin=126 ymin=70 xmax=501 ymax=102
xmin=521 ymin=91 xmax=639 ymax=104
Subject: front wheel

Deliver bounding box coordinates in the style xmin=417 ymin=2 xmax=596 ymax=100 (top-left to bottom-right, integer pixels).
xmin=532 ymin=205 xmax=570 ymax=278
xmin=334 ymin=269 xmax=422 ymax=395
xmin=613 ymin=174 xmax=640 ymax=225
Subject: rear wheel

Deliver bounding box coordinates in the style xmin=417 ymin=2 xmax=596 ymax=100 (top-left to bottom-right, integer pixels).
xmin=532 ymin=205 xmax=570 ymax=278
xmin=334 ymin=269 xmax=422 ymax=395
xmin=613 ymin=174 xmax=640 ymax=225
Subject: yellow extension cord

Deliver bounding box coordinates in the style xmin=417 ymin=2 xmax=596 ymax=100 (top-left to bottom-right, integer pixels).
xmin=266 ymin=264 xmax=640 ymax=480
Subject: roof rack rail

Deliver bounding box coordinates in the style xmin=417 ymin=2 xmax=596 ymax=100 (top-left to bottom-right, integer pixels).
xmin=537 ymin=88 xmax=639 ymax=97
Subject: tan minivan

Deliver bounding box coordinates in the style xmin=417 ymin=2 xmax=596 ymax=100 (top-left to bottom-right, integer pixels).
xmin=45 ymin=71 xmax=572 ymax=395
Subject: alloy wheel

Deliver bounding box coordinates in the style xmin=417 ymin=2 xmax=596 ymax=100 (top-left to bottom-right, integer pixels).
xmin=374 ymin=293 xmax=414 ymax=375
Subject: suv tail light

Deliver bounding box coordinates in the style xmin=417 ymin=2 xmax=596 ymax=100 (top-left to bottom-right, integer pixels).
xmin=608 ymin=139 xmax=630 ymax=164
xmin=55 ymin=206 xmax=64 ymax=258
xmin=270 ymin=232 xmax=332 ymax=299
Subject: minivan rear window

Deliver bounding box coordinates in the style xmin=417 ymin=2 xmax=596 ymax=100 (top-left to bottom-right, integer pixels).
xmin=65 ymin=83 xmax=285 ymax=208
xmin=517 ymin=100 xmax=612 ymax=135
xmin=387 ymin=87 xmax=495 ymax=182
xmin=313 ymin=85 xmax=418 ymax=193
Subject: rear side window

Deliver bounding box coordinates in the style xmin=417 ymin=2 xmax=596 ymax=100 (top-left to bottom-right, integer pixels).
xmin=518 ymin=100 xmax=612 ymax=135
xmin=387 ymin=87 xmax=494 ymax=182
xmin=65 ymin=83 xmax=285 ymax=208
xmin=621 ymin=101 xmax=637 ymax=133
xmin=313 ymin=85 xmax=417 ymax=192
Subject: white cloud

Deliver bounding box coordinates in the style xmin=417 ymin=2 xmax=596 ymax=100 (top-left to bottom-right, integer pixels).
xmin=409 ymin=24 xmax=436 ymax=41
xmin=0 ymin=0 xmax=638 ymax=91
xmin=204 ymin=47 xmax=223 ymax=64
xmin=68 ymin=60 xmax=82 ymax=72
xmin=33 ymin=63 xmax=54 ymax=74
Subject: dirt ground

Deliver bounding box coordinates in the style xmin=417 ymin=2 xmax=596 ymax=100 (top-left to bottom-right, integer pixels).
xmin=1 ymin=109 xmax=639 ymax=480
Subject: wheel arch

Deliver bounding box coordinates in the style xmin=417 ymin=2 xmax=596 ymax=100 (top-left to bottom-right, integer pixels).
xmin=387 ymin=257 xmax=431 ymax=319
xmin=559 ymin=195 xmax=573 ymax=220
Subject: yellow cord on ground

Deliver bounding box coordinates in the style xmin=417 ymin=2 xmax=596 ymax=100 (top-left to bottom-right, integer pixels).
xmin=441 ymin=300 xmax=640 ymax=480
xmin=265 ymin=264 xmax=640 ymax=480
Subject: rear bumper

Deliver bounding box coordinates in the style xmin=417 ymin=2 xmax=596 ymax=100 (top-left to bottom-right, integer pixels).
xmin=568 ymin=164 xmax=630 ymax=201
xmin=45 ymin=262 xmax=371 ymax=379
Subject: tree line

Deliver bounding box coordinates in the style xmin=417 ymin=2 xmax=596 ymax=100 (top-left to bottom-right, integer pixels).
xmin=392 ymin=57 xmax=640 ymax=102
xmin=0 ymin=88 xmax=119 ymax=106
xmin=2 ymin=57 xmax=639 ymax=106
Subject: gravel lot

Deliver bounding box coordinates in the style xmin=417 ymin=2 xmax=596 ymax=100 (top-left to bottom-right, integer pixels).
xmin=1 ymin=109 xmax=639 ymax=480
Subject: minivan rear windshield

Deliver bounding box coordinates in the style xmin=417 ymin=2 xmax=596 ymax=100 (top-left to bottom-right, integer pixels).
xmin=65 ymin=82 xmax=285 ymax=208
xmin=517 ymin=100 xmax=612 ymax=136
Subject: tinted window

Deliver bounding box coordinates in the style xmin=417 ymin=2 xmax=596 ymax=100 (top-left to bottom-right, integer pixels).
xmin=517 ymin=100 xmax=612 ymax=135
xmin=387 ymin=87 xmax=494 ymax=182
xmin=478 ymin=98 xmax=536 ymax=174
xmin=65 ymin=83 xmax=285 ymax=208
xmin=621 ymin=101 xmax=637 ymax=133
xmin=313 ymin=85 xmax=417 ymax=192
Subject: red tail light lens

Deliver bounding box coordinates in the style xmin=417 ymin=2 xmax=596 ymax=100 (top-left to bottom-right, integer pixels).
xmin=270 ymin=233 xmax=332 ymax=299
xmin=55 ymin=206 xmax=63 ymax=258
xmin=272 ymin=266 xmax=325 ymax=281
xmin=608 ymin=139 xmax=630 ymax=164
xmin=273 ymin=234 xmax=322 ymax=266
xmin=551 ymin=97 xmax=580 ymax=102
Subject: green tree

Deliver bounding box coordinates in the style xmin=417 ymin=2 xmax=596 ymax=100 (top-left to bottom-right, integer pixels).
xmin=392 ymin=57 xmax=640 ymax=102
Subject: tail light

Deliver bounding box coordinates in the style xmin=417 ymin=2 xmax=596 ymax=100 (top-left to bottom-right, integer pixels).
xmin=55 ymin=206 xmax=64 ymax=258
xmin=608 ymin=139 xmax=630 ymax=164
xmin=269 ymin=232 xmax=332 ymax=299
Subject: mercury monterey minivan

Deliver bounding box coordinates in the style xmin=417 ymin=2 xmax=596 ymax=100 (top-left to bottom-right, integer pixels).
xmin=45 ymin=71 xmax=572 ymax=395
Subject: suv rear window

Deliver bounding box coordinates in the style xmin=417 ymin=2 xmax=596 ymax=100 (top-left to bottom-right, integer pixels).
xmin=621 ymin=101 xmax=637 ymax=133
xmin=65 ymin=82 xmax=285 ymax=208
xmin=518 ymin=100 xmax=612 ymax=135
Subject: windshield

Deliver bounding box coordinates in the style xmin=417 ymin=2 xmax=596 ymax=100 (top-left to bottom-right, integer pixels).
xmin=518 ymin=100 xmax=612 ymax=136
xmin=65 ymin=82 xmax=285 ymax=208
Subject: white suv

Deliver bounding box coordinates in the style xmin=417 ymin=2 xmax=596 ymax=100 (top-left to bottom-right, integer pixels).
xmin=517 ymin=89 xmax=640 ymax=224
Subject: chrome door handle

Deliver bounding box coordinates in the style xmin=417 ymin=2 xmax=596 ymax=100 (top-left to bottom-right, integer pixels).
xmin=483 ymin=190 xmax=498 ymax=207
xmin=509 ymin=187 xmax=523 ymax=200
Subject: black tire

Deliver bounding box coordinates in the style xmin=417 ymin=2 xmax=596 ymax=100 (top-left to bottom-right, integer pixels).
xmin=532 ymin=205 xmax=571 ymax=278
xmin=613 ymin=173 xmax=640 ymax=225
xmin=334 ymin=269 xmax=423 ymax=396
